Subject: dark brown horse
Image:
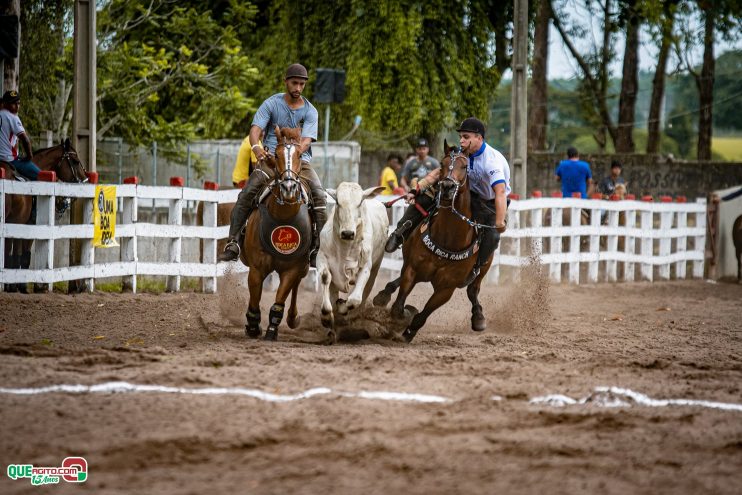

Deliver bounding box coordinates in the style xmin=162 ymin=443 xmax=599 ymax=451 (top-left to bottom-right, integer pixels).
xmin=2 ymin=139 xmax=87 ymax=292
xmin=373 ymin=142 xmax=494 ymax=343
xmin=241 ymin=126 xmax=310 ymax=341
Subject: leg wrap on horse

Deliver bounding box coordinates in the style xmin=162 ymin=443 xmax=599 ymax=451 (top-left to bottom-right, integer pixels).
xmin=245 ymin=306 xmax=261 ymax=338
xmin=268 ymin=303 xmax=285 ymax=329
xmin=228 ymin=168 xmax=269 ymax=240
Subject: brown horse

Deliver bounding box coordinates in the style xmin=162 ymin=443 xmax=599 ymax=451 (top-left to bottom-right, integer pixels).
xmin=2 ymin=139 xmax=87 ymax=292
xmin=241 ymin=126 xmax=310 ymax=341
xmin=373 ymin=142 xmax=492 ymax=343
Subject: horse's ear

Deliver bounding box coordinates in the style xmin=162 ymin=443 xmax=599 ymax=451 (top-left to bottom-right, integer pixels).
xmin=443 ymin=139 xmax=449 ymax=153
xmin=325 ymin=188 xmax=337 ymax=202
xmin=274 ymin=125 xmax=282 ymax=143
xmin=64 ymin=138 xmax=70 ymax=150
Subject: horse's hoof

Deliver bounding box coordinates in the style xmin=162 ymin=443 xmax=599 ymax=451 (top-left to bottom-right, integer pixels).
xmin=372 ymin=291 xmax=391 ymax=307
xmin=245 ymin=326 xmax=261 ymax=339
xmin=321 ymin=314 xmax=334 ymax=329
xmin=391 ymin=306 xmax=406 ymax=320
xmin=471 ymin=313 xmax=487 ymax=332
xmin=263 ymin=328 xmax=278 ymax=341
xmin=324 ymin=330 xmax=337 ymax=345
xmin=401 ymin=327 xmax=418 ymax=343
xmin=287 ymin=314 xmax=300 ymax=329
xmin=404 ymin=305 xmax=419 ymax=318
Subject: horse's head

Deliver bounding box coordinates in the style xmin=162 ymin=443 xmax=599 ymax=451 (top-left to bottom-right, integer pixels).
xmin=273 ymin=125 xmax=303 ymax=204
xmin=437 ymin=140 xmax=468 ymax=206
xmin=41 ymin=138 xmax=88 ymax=183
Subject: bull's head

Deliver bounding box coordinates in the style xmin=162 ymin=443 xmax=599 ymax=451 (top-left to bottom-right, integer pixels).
xmin=326 ymin=183 xmax=385 ymax=241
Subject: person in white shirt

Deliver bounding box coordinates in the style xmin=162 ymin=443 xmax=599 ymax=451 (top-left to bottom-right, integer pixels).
xmin=0 ymin=90 xmax=39 ymax=180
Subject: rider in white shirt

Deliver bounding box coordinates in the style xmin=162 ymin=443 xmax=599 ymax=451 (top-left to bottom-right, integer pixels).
xmin=384 ymin=117 xmax=510 ymax=286
xmin=0 ymin=90 xmax=39 ymax=180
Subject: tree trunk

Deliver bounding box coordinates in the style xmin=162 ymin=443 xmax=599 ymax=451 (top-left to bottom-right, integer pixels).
xmin=647 ymin=3 xmax=676 ymax=154
xmin=695 ymin=12 xmax=714 ymax=161
xmin=616 ymin=0 xmax=640 ymax=153
xmin=1 ymin=0 xmax=21 ymax=92
xmin=528 ymin=0 xmax=550 ymax=151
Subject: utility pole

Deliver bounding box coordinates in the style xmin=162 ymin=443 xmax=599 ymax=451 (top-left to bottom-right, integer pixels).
xmin=510 ymin=0 xmax=528 ymax=197
xmin=69 ymin=0 xmax=97 ymax=292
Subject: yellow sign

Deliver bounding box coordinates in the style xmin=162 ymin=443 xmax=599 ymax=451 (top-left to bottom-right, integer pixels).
xmin=93 ymin=185 xmax=119 ymax=247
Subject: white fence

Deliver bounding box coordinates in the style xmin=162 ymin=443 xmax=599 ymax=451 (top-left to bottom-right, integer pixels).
xmin=0 ymin=178 xmax=707 ymax=292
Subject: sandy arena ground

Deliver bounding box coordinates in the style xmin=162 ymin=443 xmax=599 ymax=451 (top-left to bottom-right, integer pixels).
xmin=1 ymin=270 xmax=741 ymax=494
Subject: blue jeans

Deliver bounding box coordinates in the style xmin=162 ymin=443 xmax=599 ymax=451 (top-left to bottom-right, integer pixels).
xmin=11 ymin=158 xmax=40 ymax=180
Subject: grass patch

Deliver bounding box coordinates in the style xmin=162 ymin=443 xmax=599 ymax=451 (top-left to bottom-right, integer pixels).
xmin=713 ymin=137 xmax=742 ymax=161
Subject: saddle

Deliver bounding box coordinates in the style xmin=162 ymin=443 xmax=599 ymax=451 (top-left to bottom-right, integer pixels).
xmin=257 ymin=203 xmax=312 ymax=260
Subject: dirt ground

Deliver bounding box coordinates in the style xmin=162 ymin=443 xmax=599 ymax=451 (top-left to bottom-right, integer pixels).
xmin=1 ymin=270 xmax=741 ymax=495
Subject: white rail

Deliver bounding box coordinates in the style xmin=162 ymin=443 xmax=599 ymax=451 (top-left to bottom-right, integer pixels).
xmin=0 ymin=178 xmax=706 ymax=292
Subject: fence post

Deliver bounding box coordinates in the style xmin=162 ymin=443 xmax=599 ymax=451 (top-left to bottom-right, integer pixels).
xmin=215 ymin=147 xmax=221 ymax=185
xmin=117 ymin=137 xmax=123 ymax=184
xmin=152 ymin=141 xmax=158 ymax=213
xmin=202 ymin=181 xmax=219 ymax=293
xmin=658 ymin=197 xmax=673 ymax=280
xmin=44 ymin=130 xmax=53 ymax=148
xmin=693 ymin=198 xmax=706 ymax=278
xmin=588 ymin=203 xmax=601 ymax=283
xmin=530 ymin=192 xmax=543 ymax=258
xmin=549 ymin=201 xmax=562 ymax=283
xmin=568 ymin=203 xmax=581 ymax=284
xmin=675 ymin=200 xmax=688 ymax=279
xmin=32 ymin=173 xmax=57 ymax=292
xmin=624 ymin=206 xmax=637 ymax=282
xmin=167 ymin=177 xmax=184 ymax=292
xmin=606 ymin=209 xmax=619 ymax=282
xmin=121 ymin=176 xmax=139 ymax=293
xmin=640 ymin=199 xmax=654 ymax=281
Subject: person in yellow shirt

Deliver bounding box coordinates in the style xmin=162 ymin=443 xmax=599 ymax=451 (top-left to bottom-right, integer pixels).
xmin=379 ymin=153 xmax=403 ymax=195
xmin=231 ymin=136 xmax=261 ymax=188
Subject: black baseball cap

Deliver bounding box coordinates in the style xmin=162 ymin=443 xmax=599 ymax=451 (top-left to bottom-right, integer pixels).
xmin=416 ymin=138 xmax=428 ymax=148
xmin=2 ymin=90 xmax=20 ymax=104
xmin=610 ymin=159 xmax=622 ymax=169
xmin=456 ymin=117 xmax=486 ymax=137
xmin=285 ymin=63 xmax=309 ymax=80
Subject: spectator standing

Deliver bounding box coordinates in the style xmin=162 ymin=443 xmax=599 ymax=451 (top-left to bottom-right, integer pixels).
xmin=555 ymin=146 xmax=592 ymax=198
xmin=598 ymin=159 xmax=626 ymax=197
xmin=400 ymin=138 xmax=440 ymax=191
xmin=379 ymin=153 xmax=403 ymax=195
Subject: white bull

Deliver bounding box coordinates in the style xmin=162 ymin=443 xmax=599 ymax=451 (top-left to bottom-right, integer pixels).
xmin=317 ymin=183 xmax=388 ymax=343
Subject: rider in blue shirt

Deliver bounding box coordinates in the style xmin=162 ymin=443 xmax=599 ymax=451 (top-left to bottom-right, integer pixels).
xmin=555 ymin=147 xmax=593 ymax=198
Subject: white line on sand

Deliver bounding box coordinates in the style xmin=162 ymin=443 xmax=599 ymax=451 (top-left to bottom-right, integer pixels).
xmin=529 ymin=386 xmax=742 ymax=412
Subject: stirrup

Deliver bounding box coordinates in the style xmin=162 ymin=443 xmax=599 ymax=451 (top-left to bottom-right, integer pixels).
xmin=459 ymin=265 xmax=481 ymax=288
xmin=218 ymin=240 xmax=240 ymax=262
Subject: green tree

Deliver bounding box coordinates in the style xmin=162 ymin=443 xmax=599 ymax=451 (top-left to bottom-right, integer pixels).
xmin=96 ymin=0 xmax=260 ymax=147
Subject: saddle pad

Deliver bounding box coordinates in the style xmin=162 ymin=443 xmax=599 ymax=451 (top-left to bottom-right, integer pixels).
xmin=257 ymin=203 xmax=312 ymax=260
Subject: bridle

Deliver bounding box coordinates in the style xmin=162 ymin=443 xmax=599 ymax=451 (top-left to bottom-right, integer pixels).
xmin=435 ymin=147 xmax=499 ymax=230
xmin=55 ymin=150 xmax=88 ymax=184
xmin=271 ymin=141 xmax=304 ymax=206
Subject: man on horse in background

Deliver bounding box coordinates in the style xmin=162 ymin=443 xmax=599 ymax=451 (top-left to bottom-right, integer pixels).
xmin=218 ymin=63 xmax=327 ymax=266
xmin=385 ymin=117 xmax=510 ymax=287
xmin=0 ymin=90 xmax=40 ymax=181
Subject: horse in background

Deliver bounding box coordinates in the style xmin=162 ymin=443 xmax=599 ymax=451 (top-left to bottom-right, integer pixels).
xmin=373 ymin=142 xmax=491 ymax=343
xmin=241 ymin=126 xmax=311 ymax=341
xmin=2 ymin=139 xmax=87 ymax=292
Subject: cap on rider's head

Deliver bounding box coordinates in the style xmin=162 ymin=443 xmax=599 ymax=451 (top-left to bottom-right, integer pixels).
xmin=456 ymin=117 xmax=486 ymax=138
xmin=285 ymin=63 xmax=309 ymax=80
xmin=2 ymin=90 xmax=20 ymax=104
xmin=416 ymin=138 xmax=428 ymax=148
